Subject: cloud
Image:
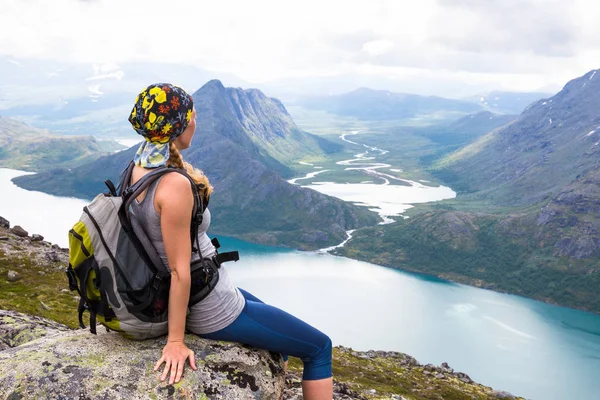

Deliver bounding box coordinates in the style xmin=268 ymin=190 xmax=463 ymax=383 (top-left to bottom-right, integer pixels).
xmin=431 ymin=0 xmax=577 ymax=57
xmin=0 ymin=0 xmax=598 ymax=95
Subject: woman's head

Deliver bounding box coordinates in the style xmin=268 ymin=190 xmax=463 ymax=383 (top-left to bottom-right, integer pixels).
xmin=129 ymin=83 xmax=195 ymax=168
xmin=129 ymin=83 xmax=212 ymax=198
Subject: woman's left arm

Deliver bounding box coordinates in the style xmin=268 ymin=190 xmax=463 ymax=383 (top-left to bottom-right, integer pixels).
xmin=153 ymin=173 xmax=197 ymax=384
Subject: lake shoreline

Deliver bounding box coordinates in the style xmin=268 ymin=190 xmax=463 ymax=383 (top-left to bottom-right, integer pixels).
xmin=332 ymin=249 xmax=600 ymax=318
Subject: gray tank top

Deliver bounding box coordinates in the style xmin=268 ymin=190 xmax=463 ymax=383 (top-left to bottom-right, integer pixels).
xmin=130 ymin=177 xmax=244 ymax=334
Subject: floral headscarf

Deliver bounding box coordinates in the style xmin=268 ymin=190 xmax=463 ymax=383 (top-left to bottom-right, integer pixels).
xmin=128 ymin=83 xmax=194 ymax=168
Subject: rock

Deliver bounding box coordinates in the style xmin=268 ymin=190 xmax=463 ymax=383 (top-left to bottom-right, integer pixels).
xmin=0 ymin=309 xmax=69 ymax=349
xmin=39 ymin=301 xmax=52 ymax=310
xmin=46 ymin=251 xmax=61 ymax=262
xmin=31 ymin=234 xmax=44 ymax=242
xmin=458 ymin=374 xmax=474 ymax=384
xmin=440 ymin=361 xmax=454 ymax=374
xmin=332 ymin=381 xmax=367 ymax=400
xmin=492 ymin=390 xmax=516 ymax=399
xmin=6 ymin=271 xmax=21 ymax=283
xmin=0 ymin=216 xmax=9 ymax=229
xmin=424 ymin=363 xmax=437 ymax=372
xmin=9 ymin=225 xmax=28 ymax=238
xmin=0 ymin=236 xmax=8 ymax=241
xmin=435 ymin=373 xmax=445 ymax=379
xmin=0 ymin=310 xmax=285 ymax=400
xmin=60 ymin=289 xmax=70 ymax=293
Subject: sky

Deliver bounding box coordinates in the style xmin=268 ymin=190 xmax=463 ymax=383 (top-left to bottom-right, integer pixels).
xmin=1 ymin=0 xmax=600 ymax=97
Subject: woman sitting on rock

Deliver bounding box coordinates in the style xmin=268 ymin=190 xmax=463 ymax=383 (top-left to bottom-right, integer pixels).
xmin=127 ymin=83 xmax=333 ymax=399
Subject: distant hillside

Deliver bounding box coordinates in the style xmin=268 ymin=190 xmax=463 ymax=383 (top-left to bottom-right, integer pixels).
xmin=0 ymin=116 xmax=123 ymax=171
xmin=13 ymin=85 xmax=377 ymax=250
xmin=415 ymin=111 xmax=517 ymax=150
xmin=297 ymin=88 xmax=483 ymax=120
xmin=433 ymin=70 xmax=600 ymax=206
xmin=194 ymin=80 xmax=341 ymax=178
xmin=464 ymin=91 xmax=553 ymax=115
xmin=0 ymin=56 xmax=247 ymax=138
xmin=341 ymin=70 xmax=600 ymax=314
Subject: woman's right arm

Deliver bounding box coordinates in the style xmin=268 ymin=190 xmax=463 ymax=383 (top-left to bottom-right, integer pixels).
xmin=153 ymin=172 xmax=197 ymax=384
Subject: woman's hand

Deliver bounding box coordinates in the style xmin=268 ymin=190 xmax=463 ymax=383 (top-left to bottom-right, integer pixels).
xmin=154 ymin=340 xmax=197 ymax=384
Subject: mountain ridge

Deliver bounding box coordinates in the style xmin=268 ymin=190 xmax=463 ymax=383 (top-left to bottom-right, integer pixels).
xmin=12 ymin=83 xmax=377 ymax=250
xmin=0 ymin=116 xmax=123 ymax=171
xmin=194 ymin=80 xmax=341 ymax=178
xmin=296 ymin=87 xmax=484 ymax=120
xmin=463 ymin=91 xmax=552 ymax=114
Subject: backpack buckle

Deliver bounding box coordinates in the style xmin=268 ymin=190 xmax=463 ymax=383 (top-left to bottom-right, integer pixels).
xmin=65 ymin=266 xmax=79 ymax=291
xmin=152 ymin=275 xmax=163 ymax=290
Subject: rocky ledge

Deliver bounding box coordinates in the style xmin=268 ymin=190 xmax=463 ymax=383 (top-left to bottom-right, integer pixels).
xmin=0 ymin=310 xmax=285 ymax=400
xmin=0 ymin=219 xmax=523 ymax=399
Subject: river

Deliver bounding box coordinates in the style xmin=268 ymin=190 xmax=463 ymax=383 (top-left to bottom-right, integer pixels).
xmin=288 ymin=131 xmax=456 ymax=224
xmin=2 ymin=167 xmax=600 ymax=400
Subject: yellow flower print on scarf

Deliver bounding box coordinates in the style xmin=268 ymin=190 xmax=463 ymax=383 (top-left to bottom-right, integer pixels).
xmin=144 ymin=112 xmax=165 ymax=131
xmin=149 ymin=87 xmax=167 ymax=104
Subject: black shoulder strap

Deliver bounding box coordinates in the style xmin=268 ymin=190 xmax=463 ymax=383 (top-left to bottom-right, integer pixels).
xmin=118 ymin=163 xmax=206 ymax=258
xmin=117 ymin=161 xmax=136 ymax=196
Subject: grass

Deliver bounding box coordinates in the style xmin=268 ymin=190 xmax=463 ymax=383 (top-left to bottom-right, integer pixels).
xmin=0 ymin=246 xmax=80 ymax=329
xmin=286 ymin=348 xmax=523 ymax=400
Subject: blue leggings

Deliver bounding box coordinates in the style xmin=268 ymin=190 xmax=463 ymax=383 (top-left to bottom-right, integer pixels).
xmin=199 ymin=288 xmax=332 ymax=380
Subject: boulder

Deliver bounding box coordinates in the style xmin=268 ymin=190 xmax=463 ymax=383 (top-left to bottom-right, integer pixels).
xmin=0 ymin=216 xmax=8 ymax=229
xmin=9 ymin=225 xmax=28 ymax=237
xmin=31 ymin=234 xmax=44 ymax=242
xmin=492 ymin=390 xmax=517 ymax=399
xmin=0 ymin=310 xmax=285 ymax=400
xmin=6 ymin=270 xmax=21 ymax=282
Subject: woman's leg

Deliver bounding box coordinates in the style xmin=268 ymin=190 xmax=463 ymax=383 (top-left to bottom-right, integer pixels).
xmin=198 ymin=297 xmax=333 ymax=400
xmin=237 ymin=288 xmax=289 ymax=372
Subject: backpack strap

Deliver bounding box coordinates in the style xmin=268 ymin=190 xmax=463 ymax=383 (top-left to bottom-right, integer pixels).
xmin=118 ymin=164 xmax=207 ymax=274
xmin=117 ymin=161 xmax=136 ymax=196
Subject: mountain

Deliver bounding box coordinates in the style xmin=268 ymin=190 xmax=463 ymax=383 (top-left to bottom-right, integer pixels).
xmin=193 ymin=80 xmax=342 ymax=178
xmin=464 ymin=91 xmax=553 ymax=115
xmin=0 ymin=56 xmax=248 ymax=138
xmin=12 ymin=85 xmax=377 ymax=250
xmin=295 ymin=88 xmax=484 ymax=120
xmin=340 ymin=69 xmax=600 ymax=313
xmin=0 ymin=116 xmax=123 ymax=171
xmin=415 ymin=111 xmax=517 ymax=150
xmin=433 ymin=69 xmax=600 ymax=206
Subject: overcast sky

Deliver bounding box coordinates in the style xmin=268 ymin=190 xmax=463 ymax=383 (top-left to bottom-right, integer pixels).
xmin=1 ymin=0 xmax=599 ymax=96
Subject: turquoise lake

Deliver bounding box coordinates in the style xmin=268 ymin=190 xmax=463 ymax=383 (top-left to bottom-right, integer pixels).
xmin=2 ymin=167 xmax=600 ymax=400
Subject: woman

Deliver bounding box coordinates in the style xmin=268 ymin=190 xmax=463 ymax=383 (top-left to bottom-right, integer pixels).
xmin=127 ymin=83 xmax=333 ymax=399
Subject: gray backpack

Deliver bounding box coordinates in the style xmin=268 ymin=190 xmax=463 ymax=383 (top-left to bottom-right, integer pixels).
xmin=65 ymin=162 xmax=238 ymax=339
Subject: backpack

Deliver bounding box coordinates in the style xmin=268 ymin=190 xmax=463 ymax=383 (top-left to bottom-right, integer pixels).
xmin=65 ymin=161 xmax=239 ymax=338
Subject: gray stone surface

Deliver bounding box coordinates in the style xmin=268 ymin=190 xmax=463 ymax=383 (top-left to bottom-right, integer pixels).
xmin=9 ymin=225 xmax=28 ymax=237
xmin=0 ymin=310 xmax=285 ymax=400
xmin=6 ymin=270 xmax=21 ymax=282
